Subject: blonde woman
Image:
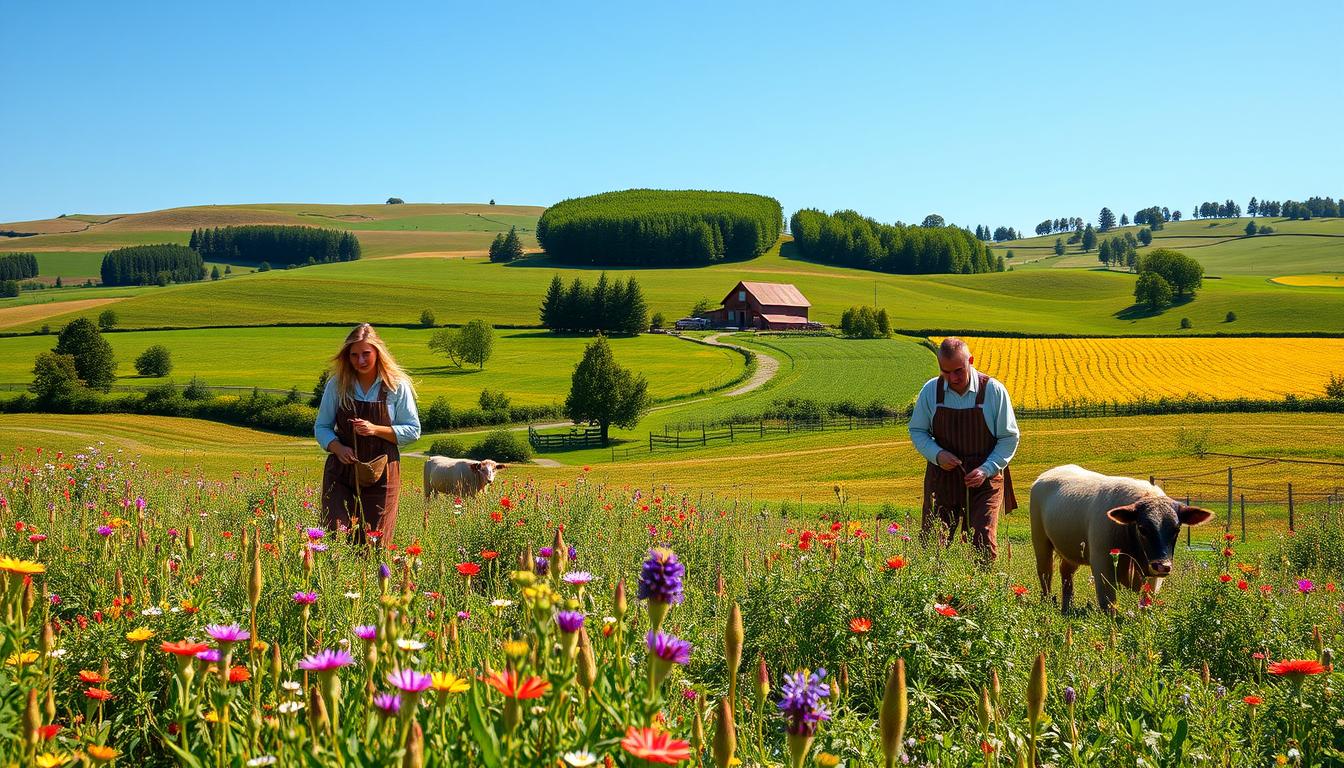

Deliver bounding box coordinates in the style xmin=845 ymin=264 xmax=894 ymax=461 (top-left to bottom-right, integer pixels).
xmin=315 ymin=323 xmax=421 ymax=545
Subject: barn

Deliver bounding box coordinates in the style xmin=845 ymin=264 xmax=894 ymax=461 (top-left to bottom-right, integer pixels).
xmin=708 ymin=281 xmax=811 ymax=330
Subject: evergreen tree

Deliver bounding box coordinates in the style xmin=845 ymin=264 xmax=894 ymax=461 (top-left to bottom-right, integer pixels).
xmin=620 ymin=276 xmax=648 ymax=334
xmin=1054 ymin=238 xmax=1065 ymax=256
xmin=502 ymin=227 xmax=524 ymax=261
xmin=1098 ymin=207 xmax=1117 ymax=232
xmin=1098 ymin=239 xmax=1113 ymax=267
xmin=53 ymin=317 xmax=116 ymax=392
xmin=591 ymin=273 xmax=611 ymax=332
xmin=563 ymin=278 xmax=589 ymax=333
xmin=1248 ymin=197 xmax=1259 ymax=217
xmin=210 ymin=265 xmax=221 ymax=281
xmin=488 ymin=234 xmax=506 ymax=263
xmin=1245 ymin=220 xmax=1258 ymax=236
xmin=564 ymin=336 xmax=650 ymax=445
xmin=1082 ymin=225 xmax=1097 ymax=252
xmin=1120 ymin=213 xmax=1129 ymax=227
xmin=539 ymin=274 xmax=565 ymax=330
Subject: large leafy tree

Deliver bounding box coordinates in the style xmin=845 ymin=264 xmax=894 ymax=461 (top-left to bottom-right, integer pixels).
xmin=29 ymin=352 xmax=83 ymax=404
xmin=1134 ymin=272 xmax=1174 ymax=310
xmin=53 ymin=318 xmax=116 ymax=392
xmin=458 ymin=320 xmax=495 ymax=369
xmin=1138 ymin=248 xmax=1204 ymax=298
xmin=564 ymin=336 xmax=650 ymax=445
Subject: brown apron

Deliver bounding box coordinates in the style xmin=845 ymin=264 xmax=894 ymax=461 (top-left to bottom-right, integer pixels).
xmin=921 ymin=373 xmax=1017 ymax=562
xmin=321 ymin=383 xmax=401 ymax=546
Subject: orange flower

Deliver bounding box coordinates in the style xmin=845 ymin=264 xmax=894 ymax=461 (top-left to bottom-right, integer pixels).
xmin=621 ymin=726 xmax=692 ymax=764
xmin=161 ymin=640 xmax=210 ymax=656
xmin=849 ymin=617 xmax=872 ymax=634
xmin=228 ymin=666 xmax=250 ymax=683
xmin=86 ymin=744 xmax=117 ymax=762
xmin=456 ymin=563 xmax=481 ymax=577
xmin=1267 ymin=659 xmax=1327 ymax=678
xmin=934 ymin=603 xmax=959 ymax=618
xmin=480 ymin=550 xmax=498 ymax=560
xmin=406 ymin=541 xmax=423 ymax=557
xmin=884 ymin=556 xmax=907 ymax=570
xmin=1011 ymin=585 xmax=1029 ymax=597
xmin=483 ymin=670 xmax=550 ymax=700
xmin=1243 ymin=694 xmax=1263 ymax=706
xmin=83 ymin=687 xmax=113 ymax=702
xmin=78 ymin=670 xmax=105 ymax=685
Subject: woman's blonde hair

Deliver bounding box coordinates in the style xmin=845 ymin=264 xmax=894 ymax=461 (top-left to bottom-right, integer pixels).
xmin=330 ymin=324 xmax=414 ymax=406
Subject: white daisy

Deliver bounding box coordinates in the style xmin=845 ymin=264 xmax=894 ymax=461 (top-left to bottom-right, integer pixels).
xmin=344 ymin=591 xmax=361 ymax=599
xmin=490 ymin=599 xmax=515 ymax=608
xmin=396 ymin=638 xmax=426 ymax=651
xmin=564 ymin=750 xmax=597 ymax=766
xmin=246 ymin=756 xmax=277 ymax=767
xmin=281 ymin=680 xmax=302 ymax=692
xmin=278 ymin=701 xmax=304 ymax=714
xmin=141 ymin=607 xmax=163 ymax=616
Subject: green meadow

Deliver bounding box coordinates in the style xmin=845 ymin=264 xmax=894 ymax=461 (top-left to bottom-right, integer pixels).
xmin=0 ymin=326 xmax=743 ymax=407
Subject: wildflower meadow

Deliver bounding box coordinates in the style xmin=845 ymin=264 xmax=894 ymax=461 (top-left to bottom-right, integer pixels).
xmin=1 ymin=445 xmax=1342 ymax=767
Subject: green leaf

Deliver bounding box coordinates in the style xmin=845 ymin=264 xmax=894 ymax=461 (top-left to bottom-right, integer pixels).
xmin=467 ymin=684 xmax=503 ymax=768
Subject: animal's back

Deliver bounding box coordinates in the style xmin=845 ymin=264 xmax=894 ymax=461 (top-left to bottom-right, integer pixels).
xmin=1031 ymin=465 xmax=1159 ymax=563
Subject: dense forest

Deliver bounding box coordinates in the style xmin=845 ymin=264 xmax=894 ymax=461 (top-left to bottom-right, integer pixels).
xmin=189 ymin=225 xmax=360 ymax=267
xmin=536 ymin=189 xmax=782 ymax=266
xmin=789 ymin=209 xmax=1003 ymax=274
xmin=0 ymin=253 xmax=38 ymax=281
xmin=100 ymin=245 xmax=205 ymax=286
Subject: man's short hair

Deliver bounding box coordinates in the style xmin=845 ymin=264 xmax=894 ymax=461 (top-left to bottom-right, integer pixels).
xmin=938 ymin=337 xmax=969 ymax=359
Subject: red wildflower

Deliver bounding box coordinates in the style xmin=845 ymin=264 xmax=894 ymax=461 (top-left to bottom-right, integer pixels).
xmin=366 ymin=530 xmax=383 ymax=540
xmin=934 ymin=603 xmax=959 ymax=617
xmin=1224 ymin=533 xmax=1236 ymax=542
xmin=1108 ymin=548 xmax=1121 ymax=557
xmin=1243 ymin=694 xmax=1263 ymax=706
xmin=228 ymin=666 xmax=251 ymax=683
xmin=621 ymin=726 xmax=692 ymax=764
xmin=83 ymin=687 xmax=113 ymax=701
xmin=483 ymin=670 xmax=549 ymax=700
xmin=161 ymin=640 xmax=210 ymax=656
xmin=884 ymin=556 xmax=907 ymax=570
xmin=499 ymin=497 xmax=512 ymax=510
xmin=1267 ymin=659 xmax=1327 ymax=677
xmin=480 ymin=550 xmax=498 ymax=560
xmin=1011 ymin=584 xmax=1029 ymax=597
xmin=849 ymin=617 xmax=872 ymax=634
xmin=1237 ymin=580 xmax=1249 ymax=591
xmin=78 ymin=670 xmax=105 ymax=684
xmin=456 ymin=563 xmax=481 ymax=577
xmin=1219 ymin=574 xmax=1233 ymax=583
xmin=406 ymin=541 xmax=423 ymax=556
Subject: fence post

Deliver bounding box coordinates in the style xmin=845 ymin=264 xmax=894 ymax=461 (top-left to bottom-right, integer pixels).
xmin=729 ymin=422 xmax=734 ymax=442
xmin=760 ymin=419 xmax=764 ymax=438
xmin=649 ymin=433 xmax=653 ymax=452
xmin=702 ymin=426 xmax=706 ymax=446
xmin=1240 ymin=494 xmax=1246 ymax=543
xmin=1288 ymin=483 xmax=1295 ymax=532
xmin=1186 ymin=496 xmax=1192 ymax=547
xmin=1226 ymin=467 xmax=1233 ymax=532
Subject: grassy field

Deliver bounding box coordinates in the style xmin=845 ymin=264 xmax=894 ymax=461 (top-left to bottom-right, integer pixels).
xmin=0 ymin=326 xmax=743 ymax=407
xmin=950 ymin=335 xmax=1344 ymax=407
xmin=6 ymin=238 xmax=1344 ymax=335
xmin=996 ymin=216 xmax=1344 ymax=276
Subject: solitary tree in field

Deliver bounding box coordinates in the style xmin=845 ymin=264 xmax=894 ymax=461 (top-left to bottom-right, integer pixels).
xmin=502 ymin=227 xmax=524 ymax=261
xmin=53 ymin=318 xmax=116 ymax=392
xmin=1138 ymin=228 xmax=1153 ymax=246
xmin=97 ymin=309 xmax=118 ymax=331
xmin=386 ymin=197 xmax=405 ymax=205
xmin=134 ymin=345 xmax=173 ymax=377
xmin=1120 ymin=213 xmax=1129 ymax=227
xmin=1138 ymin=248 xmax=1204 ymax=298
xmin=458 ymin=320 xmax=495 ymax=369
xmin=429 ymin=328 xmax=465 ymax=367
xmin=1054 ymin=238 xmax=1065 ymax=257
xmin=1082 ymin=225 xmax=1097 ymax=252
xmin=1244 ymin=220 xmax=1258 ymax=236
xmin=1135 ymin=272 xmax=1174 ymax=310
xmin=29 ymin=352 xmax=83 ymax=405
xmin=564 ymin=336 xmax=650 ymax=445
xmin=1098 ymin=207 xmax=1117 ymax=232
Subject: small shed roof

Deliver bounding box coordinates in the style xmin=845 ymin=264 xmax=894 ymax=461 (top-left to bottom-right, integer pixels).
xmin=760 ymin=313 xmax=809 ymax=325
xmin=724 ymin=281 xmax=811 ymax=308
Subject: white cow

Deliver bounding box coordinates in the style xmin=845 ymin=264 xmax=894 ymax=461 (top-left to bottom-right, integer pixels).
xmin=423 ymin=457 xmax=505 ymax=499
xmin=1031 ymin=464 xmax=1213 ymax=613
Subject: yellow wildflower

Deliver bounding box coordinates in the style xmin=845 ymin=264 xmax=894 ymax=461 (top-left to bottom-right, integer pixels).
xmin=502 ymin=640 xmax=529 ymax=659
xmin=86 ymin=744 xmax=118 ymax=763
xmin=5 ymin=650 xmax=38 ymax=666
xmin=36 ymin=753 xmax=70 ymax=768
xmin=125 ymin=628 xmax=155 ymax=643
xmin=0 ymin=556 xmax=46 ymax=575
xmin=815 ymin=754 xmax=841 ymax=768
xmin=431 ymin=671 xmax=470 ymax=694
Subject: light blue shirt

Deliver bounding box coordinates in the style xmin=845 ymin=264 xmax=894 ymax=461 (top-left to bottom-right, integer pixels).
xmin=908 ymin=367 xmax=1020 ymax=477
xmin=314 ymin=376 xmax=421 ymax=451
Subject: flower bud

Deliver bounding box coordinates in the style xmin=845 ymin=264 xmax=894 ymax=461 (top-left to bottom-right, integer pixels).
xmin=402 ymin=718 xmax=424 ymax=768
xmin=23 ymin=689 xmax=40 ymax=747
xmin=1200 ymin=661 xmax=1210 ymax=686
xmin=551 ymin=527 xmax=568 ymax=577
xmin=577 ymin=627 xmax=597 ymax=693
xmin=977 ymin=686 xmax=993 ymax=733
xmin=1027 ymin=652 xmax=1047 ymax=728
xmin=185 ymin=526 xmax=196 ymax=554
xmin=712 ymin=697 xmax=737 ymax=768
xmin=880 ymin=658 xmax=907 ymax=768
xmin=613 ymin=579 xmax=628 ymax=622
xmin=248 ymin=550 xmax=263 ymax=609
xmin=754 ymin=655 xmax=770 ymax=704
xmin=725 ymin=603 xmax=744 ymax=702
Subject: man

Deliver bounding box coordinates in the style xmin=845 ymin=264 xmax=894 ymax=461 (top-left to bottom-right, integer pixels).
xmin=908 ymin=337 xmax=1020 ymax=563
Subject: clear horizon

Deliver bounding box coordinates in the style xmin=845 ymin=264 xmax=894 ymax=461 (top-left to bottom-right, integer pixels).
xmin=4 ymin=0 xmax=1341 ymax=229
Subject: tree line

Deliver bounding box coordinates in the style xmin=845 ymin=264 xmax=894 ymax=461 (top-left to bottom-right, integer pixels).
xmin=1097 ymin=231 xmax=1141 ymax=270
xmin=1034 ymin=217 xmax=1085 ymax=236
xmin=488 ymin=227 xmax=525 ymax=262
xmin=536 ymin=189 xmax=782 ymax=266
xmin=189 ymin=225 xmax=360 ymax=267
xmin=100 ymin=245 xmax=205 ymax=287
xmin=0 ymin=253 xmax=38 ymax=281
xmin=789 ymin=209 xmax=1004 ymax=275
xmin=539 ymin=273 xmax=649 ymax=334
xmin=973 ymin=225 xmax=1022 ymax=242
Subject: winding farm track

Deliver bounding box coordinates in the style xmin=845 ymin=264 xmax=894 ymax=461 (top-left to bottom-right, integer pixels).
xmin=699 ymin=333 xmax=779 ymax=396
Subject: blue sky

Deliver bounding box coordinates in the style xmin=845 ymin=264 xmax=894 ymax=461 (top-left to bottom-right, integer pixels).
xmin=4 ymin=0 xmax=1341 ymax=228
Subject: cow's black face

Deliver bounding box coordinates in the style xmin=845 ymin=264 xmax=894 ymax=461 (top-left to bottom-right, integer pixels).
xmin=1108 ymin=497 xmax=1215 ymax=577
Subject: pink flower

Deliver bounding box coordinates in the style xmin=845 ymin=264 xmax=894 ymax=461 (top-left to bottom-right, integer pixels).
xmin=293 ymin=592 xmax=319 ymax=605
xmin=387 ymin=669 xmax=432 ymax=692
xmin=205 ymin=624 xmax=250 ymax=644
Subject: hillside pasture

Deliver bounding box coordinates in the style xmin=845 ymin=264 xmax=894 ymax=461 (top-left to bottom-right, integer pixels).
xmin=948 ymin=335 xmax=1344 ymax=407
xmin=0 ymin=327 xmax=743 ymax=408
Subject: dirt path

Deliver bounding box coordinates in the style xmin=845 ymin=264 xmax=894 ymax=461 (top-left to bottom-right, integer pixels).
xmin=700 ymin=334 xmax=779 ymax=396
xmin=0 ymin=297 xmax=123 ymax=329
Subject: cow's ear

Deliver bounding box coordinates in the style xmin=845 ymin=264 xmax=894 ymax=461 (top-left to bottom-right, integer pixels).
xmin=1105 ymin=503 xmax=1140 ymax=525
xmin=471 ymin=462 xmax=482 ymax=472
xmin=1177 ymin=504 xmax=1215 ymax=527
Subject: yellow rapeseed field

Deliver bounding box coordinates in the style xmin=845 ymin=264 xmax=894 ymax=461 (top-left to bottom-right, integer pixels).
xmin=940 ymin=336 xmax=1344 ymax=407
xmin=1271 ymin=274 xmax=1344 ymax=287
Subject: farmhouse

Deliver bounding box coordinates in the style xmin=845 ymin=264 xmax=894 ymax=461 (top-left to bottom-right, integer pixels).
xmin=709 ymin=281 xmax=811 ymax=330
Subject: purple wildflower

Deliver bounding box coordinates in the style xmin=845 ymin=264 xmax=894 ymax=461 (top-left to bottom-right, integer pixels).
xmin=205 ymin=624 xmax=251 ymax=644
xmin=777 ymin=668 xmax=831 ymax=736
xmin=534 ymin=557 xmax=550 ymax=576
xmin=298 ymin=649 xmax=355 ymax=672
xmin=563 ymin=571 xmax=595 ymax=586
xmin=306 ymin=527 xmax=325 ymax=540
xmin=1063 ymin=686 xmax=1076 ymax=705
xmin=1297 ymin=579 xmax=1315 ymax=594
xmin=373 ymin=692 xmax=401 ymax=714
xmin=386 ymin=669 xmax=432 ymax=692
xmin=354 ymin=625 xmax=377 ymax=641
xmin=646 ymin=631 xmax=693 ymax=665
xmin=555 ymin=610 xmax=586 ymax=633
xmin=378 ymin=563 xmax=391 ymax=580
xmin=135 ymin=497 xmax=146 ymax=512
xmin=457 ymin=611 xmax=469 ymax=620
xmin=538 ymin=546 xmax=554 ymax=558
xmin=167 ymin=529 xmax=179 ymax=538
xmin=637 ymin=548 xmax=685 ymax=605
xmin=308 ymin=543 xmax=328 ymax=553
xmin=97 ymin=525 xmax=114 ymax=537
xmin=196 ymin=648 xmax=221 ymax=662
xmin=293 ymin=592 xmax=319 ymax=605
xmin=568 ymin=545 xmax=578 ymax=561
xmin=683 ymin=688 xmax=698 ymax=701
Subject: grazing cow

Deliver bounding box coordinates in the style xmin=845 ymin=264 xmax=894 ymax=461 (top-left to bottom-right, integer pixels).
xmin=1030 ymin=464 xmax=1214 ymax=613
xmin=423 ymin=457 xmax=505 ymax=500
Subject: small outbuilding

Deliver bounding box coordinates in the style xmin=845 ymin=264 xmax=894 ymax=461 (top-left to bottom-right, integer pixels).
xmin=708 ymin=281 xmax=811 ymax=330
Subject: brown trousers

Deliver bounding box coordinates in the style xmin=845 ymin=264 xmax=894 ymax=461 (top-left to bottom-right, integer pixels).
xmin=320 ymin=387 xmax=401 ymax=546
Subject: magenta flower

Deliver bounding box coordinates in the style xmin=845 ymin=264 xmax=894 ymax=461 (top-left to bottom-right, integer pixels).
xmin=96 ymin=525 xmax=114 ymax=537
xmin=308 ymin=543 xmax=328 ymax=553
xmin=373 ymin=692 xmax=401 ymax=714
xmin=306 ymin=527 xmax=326 ymax=540
xmin=555 ymin=610 xmax=586 ymax=633
xmin=205 ymin=624 xmax=250 ymax=644
xmin=1297 ymin=579 xmax=1315 ymax=594
xmin=354 ymin=625 xmax=377 ymax=641
xmin=387 ymin=669 xmax=432 ymax=693
xmin=298 ymin=649 xmax=355 ymax=672
xmin=293 ymin=592 xmax=319 ymax=605
xmin=646 ymin=631 xmax=693 ymax=665
xmin=196 ymin=648 xmax=221 ymax=662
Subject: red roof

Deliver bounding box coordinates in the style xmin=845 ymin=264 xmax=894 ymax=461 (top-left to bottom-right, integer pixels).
xmin=760 ymin=313 xmax=809 ymax=326
xmin=723 ymin=281 xmax=811 ymax=308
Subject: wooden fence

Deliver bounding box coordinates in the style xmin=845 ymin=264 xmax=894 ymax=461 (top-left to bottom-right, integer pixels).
xmin=528 ymin=425 xmax=604 ymax=453
xmin=647 ymin=415 xmax=901 ymax=452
